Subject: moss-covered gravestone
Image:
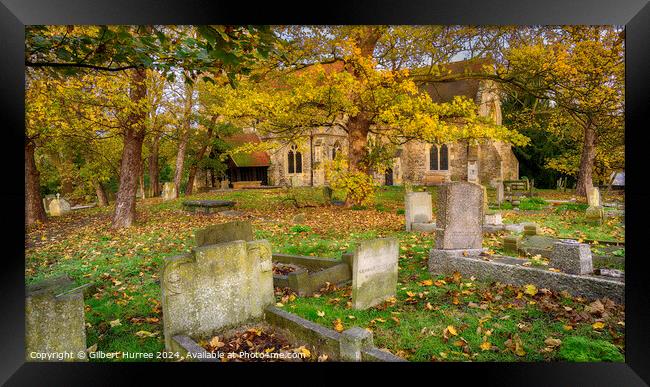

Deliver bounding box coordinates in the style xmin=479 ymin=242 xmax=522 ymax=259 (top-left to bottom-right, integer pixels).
xmin=161 ymin=239 xmax=274 ymax=351
xmin=25 ymin=276 xmax=87 ymax=361
xmin=351 ymin=238 xmax=399 ymax=310
xmin=194 ymin=221 xmax=253 ymax=247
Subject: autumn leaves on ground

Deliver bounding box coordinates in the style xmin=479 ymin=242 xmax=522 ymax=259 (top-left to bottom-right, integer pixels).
xmin=25 ymin=186 xmax=625 ymax=362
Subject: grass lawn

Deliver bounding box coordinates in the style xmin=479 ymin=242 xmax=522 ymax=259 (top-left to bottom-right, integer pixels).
xmin=25 ymin=186 xmax=625 ymax=362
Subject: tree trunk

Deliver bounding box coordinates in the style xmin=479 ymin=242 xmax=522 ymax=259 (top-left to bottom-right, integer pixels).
xmin=185 ymin=117 xmax=215 ymax=196
xmin=25 ymin=141 xmax=47 ymax=227
xmin=173 ymin=81 xmax=194 ymax=197
xmin=347 ymin=113 xmax=371 ymax=172
xmin=576 ymin=122 xmax=597 ymax=196
xmin=112 ymin=67 xmax=147 ymax=229
xmin=148 ymin=134 xmax=160 ymax=197
xmin=95 ymin=181 xmax=109 ymax=206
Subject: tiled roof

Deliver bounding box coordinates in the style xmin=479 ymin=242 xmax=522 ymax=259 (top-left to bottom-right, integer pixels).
xmin=223 ymin=133 xmax=271 ymax=167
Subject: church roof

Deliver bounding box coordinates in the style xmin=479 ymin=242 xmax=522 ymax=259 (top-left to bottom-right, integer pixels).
xmin=415 ymin=58 xmax=494 ymax=103
xmin=223 ymin=133 xmax=271 ymax=168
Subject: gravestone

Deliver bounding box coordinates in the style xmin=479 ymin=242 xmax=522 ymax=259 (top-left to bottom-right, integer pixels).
xmin=435 ymin=182 xmax=484 ymax=249
xmin=48 ymin=194 xmax=71 ymax=217
xmin=351 ymin=238 xmax=399 ymax=310
xmin=586 ymin=186 xmax=604 ymax=225
xmin=484 ymin=213 xmax=502 ymax=226
xmin=404 ymin=192 xmax=435 ymax=232
xmin=502 ymin=235 xmax=522 ymax=255
xmin=161 ymin=239 xmax=274 ymax=351
xmin=550 ymin=240 xmax=593 ymax=275
xmin=496 ymin=181 xmax=504 ymax=205
xmin=26 ymin=276 xmax=87 ymax=361
xmin=220 ymin=180 xmax=230 ymax=190
xmin=523 ymin=222 xmax=540 ymax=236
xmin=162 ymin=182 xmax=177 ymax=201
xmin=292 ymin=213 xmax=306 ymax=224
xmin=194 ymin=221 xmax=253 ymax=247
xmin=587 ymin=186 xmax=601 ymax=207
xmin=42 ymin=194 xmax=56 ymax=214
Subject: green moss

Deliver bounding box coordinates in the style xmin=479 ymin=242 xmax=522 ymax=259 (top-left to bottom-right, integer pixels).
xmin=558 ymin=336 xmax=624 ymax=362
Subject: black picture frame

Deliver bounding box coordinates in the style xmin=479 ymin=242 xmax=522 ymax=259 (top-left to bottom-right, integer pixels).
xmin=2 ymin=0 xmax=648 ymax=384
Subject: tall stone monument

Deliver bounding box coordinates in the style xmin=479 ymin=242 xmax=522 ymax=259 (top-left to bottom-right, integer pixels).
xmin=429 ymin=182 xmax=485 ymax=273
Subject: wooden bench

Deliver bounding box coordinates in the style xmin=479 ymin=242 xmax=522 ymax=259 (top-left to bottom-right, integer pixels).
xmin=231 ymin=181 xmax=262 ymax=189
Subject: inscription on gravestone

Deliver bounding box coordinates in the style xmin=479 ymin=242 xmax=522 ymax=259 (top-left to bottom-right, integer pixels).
xmin=161 ymin=239 xmax=273 ymax=351
xmin=351 ymin=238 xmax=399 ymax=310
xmin=435 ymin=182 xmax=484 ymax=249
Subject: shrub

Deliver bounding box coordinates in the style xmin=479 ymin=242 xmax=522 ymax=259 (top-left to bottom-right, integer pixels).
xmin=290 ymin=225 xmax=312 ymax=233
xmin=558 ymin=336 xmax=624 ymax=362
xmin=324 ymin=158 xmax=376 ymax=206
xmin=396 ymin=208 xmax=405 ymax=215
xmin=554 ymin=203 xmax=588 ymax=213
xmin=518 ymin=197 xmax=548 ymax=210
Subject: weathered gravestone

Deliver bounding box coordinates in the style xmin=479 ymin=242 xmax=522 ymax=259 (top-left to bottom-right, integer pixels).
xmin=42 ymin=194 xmax=56 ymax=214
xmin=26 ymin=276 xmax=87 ymax=361
xmin=194 ymin=221 xmax=253 ymax=247
xmin=351 ymin=238 xmax=399 ymax=310
xmin=550 ymin=240 xmax=593 ymax=275
xmin=586 ymin=186 xmax=604 ymax=225
xmin=404 ymin=191 xmax=436 ymax=232
xmin=161 ymin=239 xmax=274 ymax=351
xmin=435 ymin=182 xmax=484 ymax=250
xmin=48 ymin=194 xmax=71 ymax=217
xmin=162 ymin=182 xmax=177 ymax=201
xmin=523 ymin=222 xmax=540 ymax=236
xmin=220 ymin=179 xmax=230 ymax=190
xmin=495 ymin=180 xmax=504 ymax=205
xmin=502 ymin=235 xmax=522 ymax=255
xmin=587 ymin=186 xmax=602 ymax=207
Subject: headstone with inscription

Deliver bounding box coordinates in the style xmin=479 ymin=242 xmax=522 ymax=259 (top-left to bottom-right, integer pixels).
xmin=161 ymin=239 xmax=274 ymax=351
xmin=435 ymin=182 xmax=484 ymax=250
xmin=351 ymin=238 xmax=399 ymax=310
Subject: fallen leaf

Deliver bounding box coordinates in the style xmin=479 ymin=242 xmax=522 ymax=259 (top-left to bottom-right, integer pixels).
xmin=592 ymin=321 xmax=606 ymax=330
xmin=524 ymin=284 xmax=538 ymax=296
xmin=317 ymin=310 xmax=325 ymax=317
xmin=109 ymin=319 xmax=121 ymax=328
xmin=446 ymin=325 xmax=458 ymax=336
xmin=480 ymin=341 xmax=492 ymax=351
xmin=544 ymin=337 xmax=562 ymax=347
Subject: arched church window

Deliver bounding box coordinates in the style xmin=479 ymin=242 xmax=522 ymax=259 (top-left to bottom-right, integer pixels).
xmin=440 ymin=144 xmax=449 ymax=170
xmin=429 ymin=144 xmax=449 ymax=171
xmin=288 ymin=144 xmax=302 ymax=174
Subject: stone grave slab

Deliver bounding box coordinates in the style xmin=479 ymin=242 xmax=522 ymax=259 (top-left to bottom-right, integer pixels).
xmin=351 ymin=238 xmax=399 ymax=310
xmin=194 ymin=221 xmax=253 ymax=247
xmin=26 ymin=276 xmax=87 ymax=361
xmin=161 ymin=239 xmax=274 ymax=351
xmin=404 ymin=191 xmax=435 ymax=232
